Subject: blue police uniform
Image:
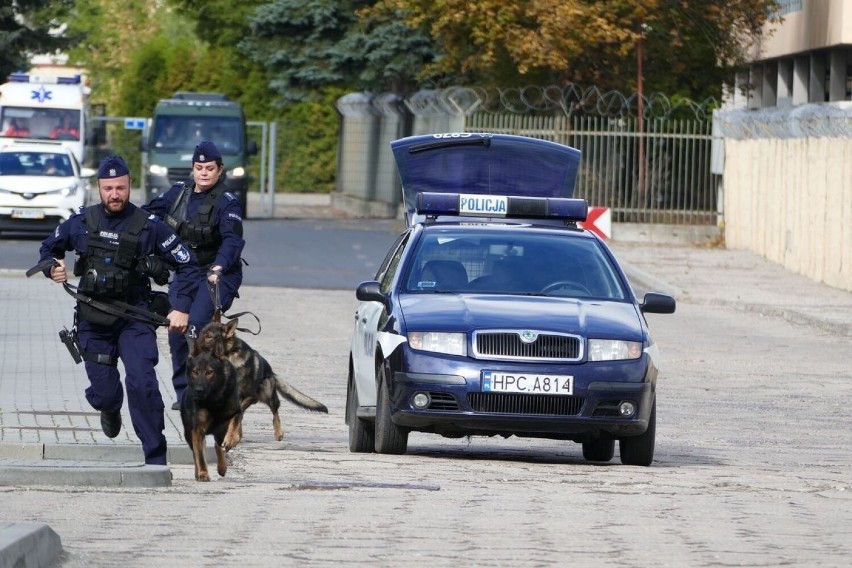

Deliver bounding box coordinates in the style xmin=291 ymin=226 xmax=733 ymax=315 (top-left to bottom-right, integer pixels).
xmin=37 ymin=156 xmax=200 ymax=465
xmin=143 ymin=141 xmax=245 ymax=404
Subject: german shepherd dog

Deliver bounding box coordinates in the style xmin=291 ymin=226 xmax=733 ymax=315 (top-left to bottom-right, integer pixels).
xmin=180 ymin=339 xmax=243 ymax=482
xmin=196 ymin=316 xmax=328 ymax=441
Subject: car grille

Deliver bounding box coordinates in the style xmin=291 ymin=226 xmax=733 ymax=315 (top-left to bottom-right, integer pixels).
xmin=473 ymin=331 xmax=582 ymax=361
xmin=469 ymin=393 xmax=585 ymax=416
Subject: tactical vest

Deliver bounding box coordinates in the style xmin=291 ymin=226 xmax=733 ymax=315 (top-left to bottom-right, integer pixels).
xmin=165 ymin=182 xmax=223 ymax=267
xmin=76 ymin=206 xmax=148 ymax=300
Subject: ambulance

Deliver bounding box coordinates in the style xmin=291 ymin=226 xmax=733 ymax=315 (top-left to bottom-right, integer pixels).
xmin=0 ymin=73 xmax=93 ymax=166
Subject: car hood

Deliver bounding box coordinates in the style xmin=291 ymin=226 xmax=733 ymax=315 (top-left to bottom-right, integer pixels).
xmin=391 ymin=133 xmax=581 ymax=219
xmin=399 ymin=294 xmax=643 ymax=340
xmin=0 ymin=175 xmax=77 ymax=194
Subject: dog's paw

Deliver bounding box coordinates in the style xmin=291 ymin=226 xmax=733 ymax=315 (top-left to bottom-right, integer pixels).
xmin=222 ymin=434 xmax=240 ymax=450
xmin=196 ymin=471 xmax=211 ymax=482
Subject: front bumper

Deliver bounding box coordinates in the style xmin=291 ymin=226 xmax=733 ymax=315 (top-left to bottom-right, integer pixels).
xmin=386 ymin=351 xmax=656 ymax=442
xmin=0 ymin=205 xmax=76 ymax=233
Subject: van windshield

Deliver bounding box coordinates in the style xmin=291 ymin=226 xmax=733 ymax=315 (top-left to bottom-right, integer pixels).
xmin=1 ymin=107 xmax=81 ymax=141
xmin=152 ymin=116 xmax=243 ymax=153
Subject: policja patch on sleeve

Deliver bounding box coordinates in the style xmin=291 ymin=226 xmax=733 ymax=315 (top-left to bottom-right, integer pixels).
xmin=171 ymin=244 xmax=191 ymax=264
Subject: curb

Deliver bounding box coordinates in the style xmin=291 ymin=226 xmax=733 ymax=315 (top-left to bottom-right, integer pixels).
xmin=0 ymin=461 xmax=172 ymax=488
xmin=0 ymin=522 xmax=62 ymax=568
xmin=0 ymin=442 xmax=218 ymax=489
xmin=0 ymin=441 xmax=212 ymax=466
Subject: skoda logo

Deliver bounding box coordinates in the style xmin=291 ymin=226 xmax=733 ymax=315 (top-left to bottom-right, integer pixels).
xmin=23 ymin=192 xmax=35 ymax=200
xmin=519 ymin=330 xmax=538 ymax=343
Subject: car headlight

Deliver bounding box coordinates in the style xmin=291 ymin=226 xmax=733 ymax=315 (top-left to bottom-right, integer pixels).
xmin=149 ymin=164 xmax=168 ymax=176
xmin=229 ymin=166 xmax=245 ymax=178
xmin=46 ymin=182 xmax=80 ymax=197
xmin=588 ymin=339 xmax=643 ymax=361
xmin=408 ymin=332 xmax=466 ymax=356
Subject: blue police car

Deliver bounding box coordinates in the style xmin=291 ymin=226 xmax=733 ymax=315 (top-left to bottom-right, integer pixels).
xmin=346 ymin=133 xmax=676 ymax=466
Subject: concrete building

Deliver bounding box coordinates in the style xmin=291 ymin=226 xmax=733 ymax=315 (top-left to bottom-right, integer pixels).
xmin=737 ymin=0 xmax=852 ymax=108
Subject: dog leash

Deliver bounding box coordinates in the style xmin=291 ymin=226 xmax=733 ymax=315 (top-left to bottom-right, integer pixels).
xmin=206 ymin=273 xmax=261 ymax=335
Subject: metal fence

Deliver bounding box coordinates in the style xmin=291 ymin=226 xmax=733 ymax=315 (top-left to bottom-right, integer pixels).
xmin=463 ymin=87 xmax=720 ymax=224
xmin=465 ymin=113 xmax=717 ymax=224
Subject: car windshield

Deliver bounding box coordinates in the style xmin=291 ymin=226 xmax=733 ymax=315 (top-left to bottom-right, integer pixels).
xmin=403 ymin=228 xmax=627 ymax=300
xmin=0 ymin=151 xmax=74 ymax=177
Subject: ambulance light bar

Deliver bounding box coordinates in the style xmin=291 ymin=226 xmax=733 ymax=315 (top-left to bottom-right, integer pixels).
xmin=415 ymin=192 xmax=588 ymax=222
xmin=7 ymin=73 xmax=82 ymax=85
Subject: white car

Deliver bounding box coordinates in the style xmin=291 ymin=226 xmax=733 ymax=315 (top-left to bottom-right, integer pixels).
xmin=0 ymin=141 xmax=96 ymax=235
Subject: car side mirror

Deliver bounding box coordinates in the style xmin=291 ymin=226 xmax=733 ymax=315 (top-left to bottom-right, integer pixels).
xmin=356 ymin=281 xmax=386 ymax=304
xmin=640 ymin=292 xmax=676 ymax=314
xmin=80 ymin=167 xmax=97 ymax=178
xmin=139 ymin=135 xmax=148 ymax=152
xmin=247 ymin=139 xmax=258 ymax=156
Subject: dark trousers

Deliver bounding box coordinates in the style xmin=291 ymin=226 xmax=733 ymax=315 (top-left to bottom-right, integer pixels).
xmin=77 ymin=317 xmax=167 ymax=465
xmin=168 ymin=274 xmax=240 ymax=402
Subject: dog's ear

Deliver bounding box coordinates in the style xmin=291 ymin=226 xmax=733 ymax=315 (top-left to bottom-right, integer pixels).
xmin=212 ymin=310 xmax=221 ymax=323
xmin=213 ymin=337 xmax=226 ymax=360
xmin=224 ymin=318 xmax=239 ymax=338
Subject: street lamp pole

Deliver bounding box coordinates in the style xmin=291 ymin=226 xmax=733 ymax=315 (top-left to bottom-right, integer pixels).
xmin=637 ymin=27 xmax=646 ymax=211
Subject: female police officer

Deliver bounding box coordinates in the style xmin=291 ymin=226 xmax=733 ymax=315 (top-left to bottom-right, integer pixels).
xmin=37 ymin=155 xmax=200 ymax=465
xmin=144 ymin=141 xmax=245 ymax=409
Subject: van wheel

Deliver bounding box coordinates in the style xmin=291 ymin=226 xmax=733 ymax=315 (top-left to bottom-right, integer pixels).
xmin=347 ymin=368 xmax=374 ymax=453
xmin=619 ymin=402 xmax=656 ymax=466
xmin=374 ymin=362 xmax=408 ymax=454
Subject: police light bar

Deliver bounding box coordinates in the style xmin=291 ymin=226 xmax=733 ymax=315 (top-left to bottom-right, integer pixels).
xmin=416 ymin=192 xmax=588 ymax=222
xmin=7 ymin=73 xmax=82 ymax=85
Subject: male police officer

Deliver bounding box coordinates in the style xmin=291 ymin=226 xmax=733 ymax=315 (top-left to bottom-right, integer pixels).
xmin=144 ymin=141 xmax=245 ymax=409
xmin=37 ymin=155 xmax=200 ymax=465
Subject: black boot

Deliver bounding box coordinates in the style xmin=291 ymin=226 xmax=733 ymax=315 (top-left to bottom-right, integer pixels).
xmin=100 ymin=409 xmax=122 ymax=438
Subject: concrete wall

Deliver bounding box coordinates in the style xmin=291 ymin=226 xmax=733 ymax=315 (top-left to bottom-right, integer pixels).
xmin=724 ymin=137 xmax=852 ymax=292
xmin=756 ymin=0 xmax=852 ymax=60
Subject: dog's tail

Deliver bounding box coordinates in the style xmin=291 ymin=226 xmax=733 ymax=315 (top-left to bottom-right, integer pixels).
xmin=274 ymin=376 xmax=329 ymax=413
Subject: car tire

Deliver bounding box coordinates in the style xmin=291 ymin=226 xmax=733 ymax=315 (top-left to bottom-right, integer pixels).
xmin=582 ymin=438 xmax=614 ymax=462
xmin=374 ymin=362 xmax=408 ymax=455
xmin=619 ymin=401 xmax=656 ymax=466
xmin=347 ymin=366 xmax=374 ymax=453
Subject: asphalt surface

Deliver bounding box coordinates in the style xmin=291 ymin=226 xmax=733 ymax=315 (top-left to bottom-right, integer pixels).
xmin=3 ymin=195 xmax=852 ymax=565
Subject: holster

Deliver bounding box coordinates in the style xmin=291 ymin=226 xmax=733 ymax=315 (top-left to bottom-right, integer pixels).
xmin=59 ymin=327 xmax=83 ymax=364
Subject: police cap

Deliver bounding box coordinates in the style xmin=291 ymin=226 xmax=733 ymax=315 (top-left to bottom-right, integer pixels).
xmin=192 ymin=141 xmax=222 ymax=163
xmin=97 ymin=155 xmax=130 ymax=179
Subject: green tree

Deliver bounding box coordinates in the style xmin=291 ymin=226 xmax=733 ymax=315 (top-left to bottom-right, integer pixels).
xmin=0 ymin=0 xmax=69 ymax=78
xmin=277 ymin=87 xmax=344 ymax=192
xmin=364 ymin=0 xmax=781 ymax=99
xmin=241 ymin=0 xmax=433 ymax=102
xmin=62 ymin=0 xmax=170 ymax=113
xmin=165 ymin=0 xmax=280 ymax=119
